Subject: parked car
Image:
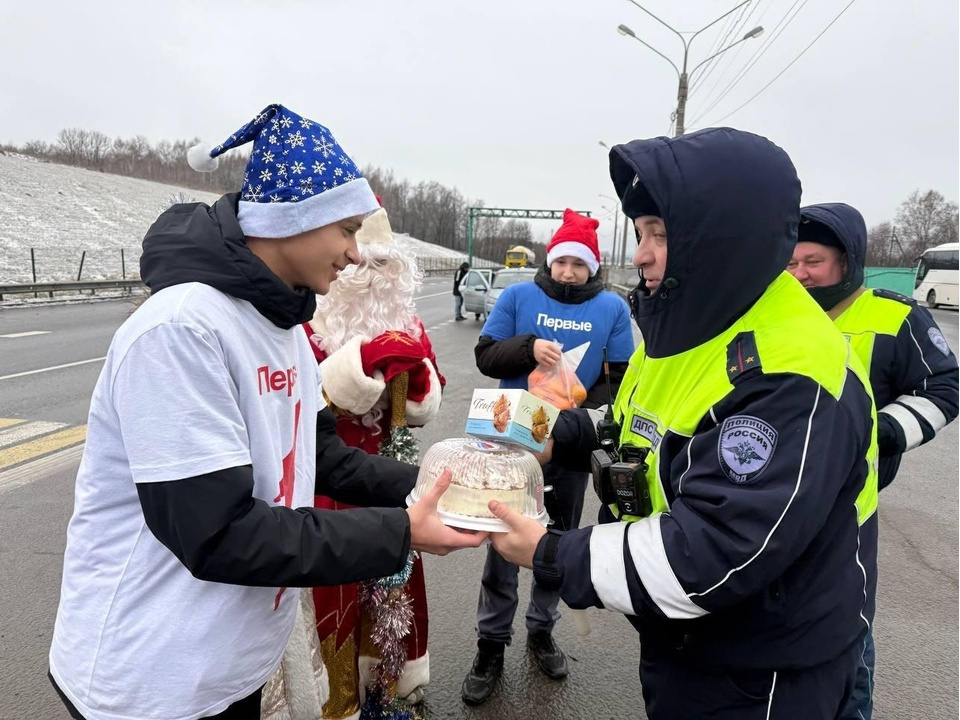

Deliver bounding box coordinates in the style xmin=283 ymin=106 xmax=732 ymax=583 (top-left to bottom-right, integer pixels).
xmin=483 ymin=267 xmax=538 ymax=317
xmin=458 ymin=268 xmax=495 ymax=320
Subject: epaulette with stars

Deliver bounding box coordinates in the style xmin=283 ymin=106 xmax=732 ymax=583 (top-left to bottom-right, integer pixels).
xmin=726 ymin=331 xmax=763 ymax=385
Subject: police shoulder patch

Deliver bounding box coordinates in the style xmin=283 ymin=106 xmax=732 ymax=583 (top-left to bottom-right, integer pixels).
xmin=928 ymin=326 xmax=951 ymax=356
xmin=717 ymin=415 xmax=778 ymax=485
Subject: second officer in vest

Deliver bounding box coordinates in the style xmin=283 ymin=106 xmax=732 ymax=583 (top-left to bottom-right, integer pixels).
xmin=488 ymin=128 xmax=880 ymax=720
xmin=788 ymin=202 xmax=959 ymax=720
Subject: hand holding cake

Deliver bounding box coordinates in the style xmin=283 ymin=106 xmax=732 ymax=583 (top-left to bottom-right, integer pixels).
xmin=407 ymin=468 xmax=490 ymax=554
xmin=487 ymin=499 xmax=547 ymax=568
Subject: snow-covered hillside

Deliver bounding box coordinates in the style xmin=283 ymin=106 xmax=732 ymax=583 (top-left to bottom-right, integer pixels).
xmin=0 ymin=153 xmax=486 ymax=285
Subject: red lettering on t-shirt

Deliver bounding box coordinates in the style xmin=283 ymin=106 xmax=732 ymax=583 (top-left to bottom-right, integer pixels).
xmin=272 ymin=399 xmax=302 ymax=612
xmin=274 ymin=400 xmax=301 ymax=507
xmin=257 ymin=364 xmax=299 ymax=396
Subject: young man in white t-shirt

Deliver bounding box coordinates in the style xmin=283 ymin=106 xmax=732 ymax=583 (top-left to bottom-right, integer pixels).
xmin=48 ymin=104 xmax=485 ymax=720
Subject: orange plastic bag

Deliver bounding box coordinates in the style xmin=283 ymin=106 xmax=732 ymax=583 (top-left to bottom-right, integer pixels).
xmin=528 ymin=348 xmax=588 ymax=410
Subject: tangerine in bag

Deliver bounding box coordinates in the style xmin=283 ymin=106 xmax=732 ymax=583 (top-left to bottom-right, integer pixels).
xmin=528 ymin=358 xmax=587 ymax=410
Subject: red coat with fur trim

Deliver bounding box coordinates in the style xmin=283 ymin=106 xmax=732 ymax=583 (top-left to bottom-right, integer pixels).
xmin=302 ymin=320 xmax=445 ymax=455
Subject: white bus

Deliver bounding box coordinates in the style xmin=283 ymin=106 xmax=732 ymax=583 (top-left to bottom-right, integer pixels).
xmin=913 ymin=242 xmax=959 ymax=308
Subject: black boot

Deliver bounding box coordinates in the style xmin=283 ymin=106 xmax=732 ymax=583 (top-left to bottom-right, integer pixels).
xmin=461 ymin=640 xmax=505 ymax=705
xmin=527 ymin=630 xmax=568 ymax=680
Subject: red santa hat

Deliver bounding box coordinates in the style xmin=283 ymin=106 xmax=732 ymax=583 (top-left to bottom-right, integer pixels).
xmin=545 ymin=209 xmax=601 ymax=275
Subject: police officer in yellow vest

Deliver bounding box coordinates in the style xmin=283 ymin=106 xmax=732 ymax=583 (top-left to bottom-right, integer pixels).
xmin=488 ymin=128 xmax=880 ymax=720
xmin=788 ymin=202 xmax=959 ymax=720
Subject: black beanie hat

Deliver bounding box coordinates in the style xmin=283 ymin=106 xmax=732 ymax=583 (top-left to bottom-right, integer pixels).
xmin=797 ymin=218 xmax=844 ymax=251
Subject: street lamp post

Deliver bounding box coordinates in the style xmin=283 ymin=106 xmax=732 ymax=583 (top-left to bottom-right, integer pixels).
xmin=617 ymin=2 xmax=763 ymax=136
xmin=598 ymin=192 xmax=621 ymax=266
xmin=598 ymin=141 xmax=632 ymax=268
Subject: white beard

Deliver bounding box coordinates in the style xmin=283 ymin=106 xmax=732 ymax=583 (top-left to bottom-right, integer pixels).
xmin=313 ymin=241 xmax=423 ymax=352
xmin=309 ymin=241 xmax=423 ymax=432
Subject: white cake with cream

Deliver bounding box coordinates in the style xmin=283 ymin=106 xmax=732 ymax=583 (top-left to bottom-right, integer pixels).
xmin=415 ymin=438 xmax=544 ymax=519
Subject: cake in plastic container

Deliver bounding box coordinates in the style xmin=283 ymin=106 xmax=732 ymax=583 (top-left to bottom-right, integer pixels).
xmin=408 ymin=437 xmax=546 ymax=532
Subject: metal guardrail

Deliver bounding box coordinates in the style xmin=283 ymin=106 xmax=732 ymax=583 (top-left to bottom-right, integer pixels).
xmin=416 ymin=256 xmax=502 ymax=276
xmin=0 ymin=279 xmax=144 ymax=301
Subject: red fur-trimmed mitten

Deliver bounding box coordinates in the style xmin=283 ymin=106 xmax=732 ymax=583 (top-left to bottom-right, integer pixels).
xmin=318 ymin=336 xmax=384 ymax=416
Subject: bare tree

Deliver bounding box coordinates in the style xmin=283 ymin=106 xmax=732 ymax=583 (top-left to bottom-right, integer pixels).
xmin=87 ymin=131 xmax=111 ymax=170
xmin=56 ymin=128 xmax=90 ymax=165
xmin=22 ymin=140 xmax=51 ymax=156
xmin=53 ymin=128 xmax=112 ymax=169
xmin=865 ymin=221 xmax=903 ymax=267
xmin=364 ymin=165 xmax=533 ymax=259
xmin=895 ymin=190 xmax=959 ymax=260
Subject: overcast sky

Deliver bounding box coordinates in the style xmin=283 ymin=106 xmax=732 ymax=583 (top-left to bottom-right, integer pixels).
xmin=1 ymin=0 xmax=957 ymax=256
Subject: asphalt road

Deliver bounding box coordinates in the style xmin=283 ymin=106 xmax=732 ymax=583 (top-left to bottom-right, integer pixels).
xmin=0 ymin=283 xmax=957 ymax=720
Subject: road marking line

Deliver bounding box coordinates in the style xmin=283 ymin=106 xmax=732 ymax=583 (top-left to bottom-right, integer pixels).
xmin=0 ymin=421 xmax=68 ymax=449
xmin=0 ymin=418 xmax=25 ymax=430
xmin=415 ymin=291 xmax=450 ymax=300
xmin=0 ymin=356 xmax=106 ymax=381
xmin=0 ymin=443 xmax=84 ymax=494
xmin=0 ymin=331 xmax=51 ymax=338
xmin=0 ymin=425 xmax=87 ymax=471
xmin=426 ymin=318 xmax=463 ymax=333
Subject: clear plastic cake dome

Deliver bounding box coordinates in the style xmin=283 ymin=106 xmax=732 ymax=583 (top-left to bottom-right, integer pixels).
xmin=408 ymin=437 xmax=547 ymax=532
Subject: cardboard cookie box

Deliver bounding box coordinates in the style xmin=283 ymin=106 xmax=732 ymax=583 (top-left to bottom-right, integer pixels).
xmin=465 ymin=389 xmax=561 ymax=453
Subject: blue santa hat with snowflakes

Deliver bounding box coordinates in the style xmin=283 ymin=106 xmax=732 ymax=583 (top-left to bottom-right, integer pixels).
xmin=187 ymin=103 xmax=379 ymax=238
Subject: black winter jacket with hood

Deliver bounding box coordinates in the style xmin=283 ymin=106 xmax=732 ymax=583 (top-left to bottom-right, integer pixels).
xmin=135 ymin=193 xmax=416 ymax=587
xmin=800 ymin=202 xmax=958 ymax=489
xmin=540 ymin=129 xmax=878 ymax=672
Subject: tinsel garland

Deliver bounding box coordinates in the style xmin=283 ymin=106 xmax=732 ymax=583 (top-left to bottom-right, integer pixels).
xmin=359 ymin=371 xmax=425 ymax=719
xmin=379 ymin=424 xmax=419 ymax=465
xmin=358 ymin=555 xmax=423 ymax=719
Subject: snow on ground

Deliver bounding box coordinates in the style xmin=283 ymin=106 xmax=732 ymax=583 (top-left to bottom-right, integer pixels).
xmin=0 ymin=153 xmax=492 ymax=285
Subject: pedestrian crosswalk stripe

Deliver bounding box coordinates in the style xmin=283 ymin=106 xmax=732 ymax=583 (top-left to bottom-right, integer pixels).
xmin=0 ymin=418 xmax=26 ymax=430
xmin=0 ymin=444 xmax=84 ymax=494
xmin=0 ymin=420 xmax=68 ymax=449
xmin=0 ymin=425 xmax=87 ymax=471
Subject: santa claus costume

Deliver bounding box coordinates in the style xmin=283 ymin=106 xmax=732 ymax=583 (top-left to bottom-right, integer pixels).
xmin=305 ymin=206 xmax=443 ymax=719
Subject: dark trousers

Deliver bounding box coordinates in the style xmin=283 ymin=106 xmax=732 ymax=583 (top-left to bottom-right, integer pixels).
xmin=49 ymin=672 xmax=264 ymax=719
xmin=840 ymin=629 xmax=874 ymax=720
xmin=476 ymin=463 xmax=588 ymax=643
xmin=639 ymin=642 xmax=859 ymax=720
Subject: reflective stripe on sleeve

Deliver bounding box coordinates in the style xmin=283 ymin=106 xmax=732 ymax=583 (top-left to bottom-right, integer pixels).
xmin=880 ymin=403 xmax=926 ymax=450
xmin=627 ymin=515 xmax=708 ymax=619
xmin=589 ymin=516 xmax=708 ymax=619
xmin=898 ymin=395 xmax=949 ymax=434
xmin=588 ymin=523 xmax=634 ymax=614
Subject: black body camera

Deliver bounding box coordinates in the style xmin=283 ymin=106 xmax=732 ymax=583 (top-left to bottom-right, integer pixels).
xmin=591 ymin=439 xmax=619 ymax=505
xmin=590 ymin=347 xmax=654 ymax=518
xmin=608 ymin=446 xmax=652 ymax=517
xmin=591 ymin=439 xmax=653 ymax=518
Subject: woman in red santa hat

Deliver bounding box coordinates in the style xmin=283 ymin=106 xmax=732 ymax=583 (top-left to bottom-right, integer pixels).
xmin=302 ymin=204 xmax=443 ymax=719
xmin=461 ymin=208 xmax=635 ymax=706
